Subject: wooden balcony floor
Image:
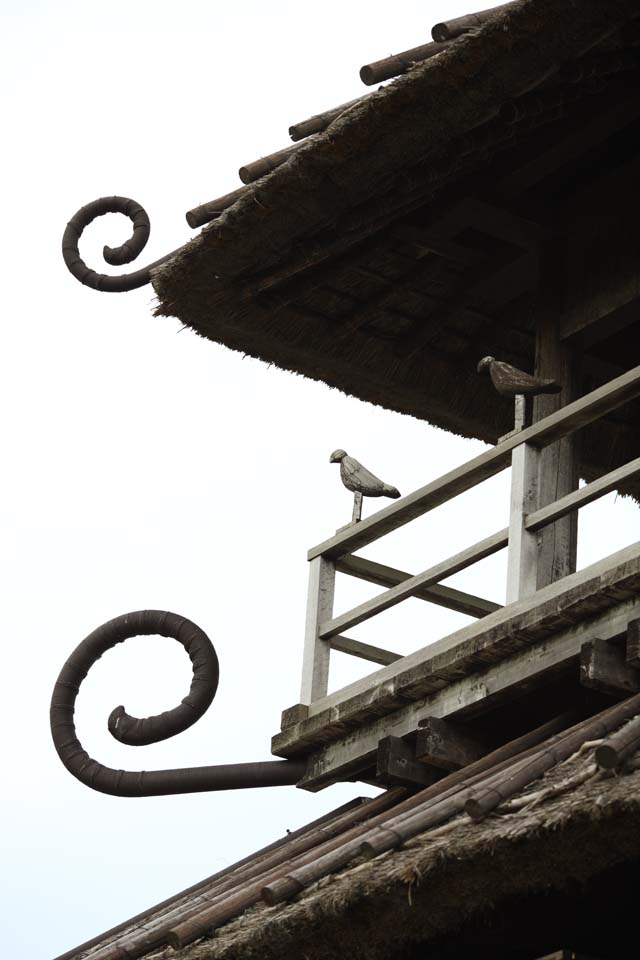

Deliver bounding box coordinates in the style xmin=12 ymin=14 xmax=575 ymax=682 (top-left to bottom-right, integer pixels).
xmin=272 ymin=542 xmax=640 ymax=790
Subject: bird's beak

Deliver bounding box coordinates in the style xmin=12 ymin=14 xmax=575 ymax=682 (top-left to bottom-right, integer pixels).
xmin=329 ymin=453 xmax=338 ymax=463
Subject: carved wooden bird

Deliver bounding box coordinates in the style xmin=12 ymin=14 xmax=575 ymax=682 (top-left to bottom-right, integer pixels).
xmin=477 ymin=356 xmax=562 ymax=397
xmin=329 ymin=449 xmax=401 ymax=499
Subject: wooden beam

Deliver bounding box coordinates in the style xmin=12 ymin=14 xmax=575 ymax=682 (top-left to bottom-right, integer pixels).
xmin=533 ymin=237 xmax=580 ymax=590
xmin=561 ymin=293 xmax=640 ymax=347
xmin=376 ymin=736 xmax=438 ymax=788
xmin=579 ymin=638 xmax=639 ymax=696
xmin=526 ymin=457 xmax=640 ymax=532
xmin=335 ymin=554 xmax=501 ymax=618
xmin=329 ymin=634 xmax=401 ymax=667
xmin=415 ymin=717 xmax=487 ymax=770
xmin=319 ymin=528 xmax=509 ymax=640
xmin=497 ymin=85 xmax=640 ymax=199
xmin=308 ymin=364 xmax=640 ymax=561
xmin=458 ymin=197 xmax=546 ymax=252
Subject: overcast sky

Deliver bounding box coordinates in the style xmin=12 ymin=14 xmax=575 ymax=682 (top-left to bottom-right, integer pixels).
xmin=1 ymin=3 xmax=638 ymax=959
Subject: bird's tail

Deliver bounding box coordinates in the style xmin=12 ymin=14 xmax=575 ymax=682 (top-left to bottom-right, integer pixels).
xmin=383 ymin=484 xmax=401 ymax=499
xmin=540 ymin=379 xmax=562 ymax=394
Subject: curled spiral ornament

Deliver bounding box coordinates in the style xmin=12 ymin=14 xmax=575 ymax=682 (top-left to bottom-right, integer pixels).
xmin=50 ymin=610 xmax=305 ymax=796
xmin=61 ymin=197 xmax=185 ymax=292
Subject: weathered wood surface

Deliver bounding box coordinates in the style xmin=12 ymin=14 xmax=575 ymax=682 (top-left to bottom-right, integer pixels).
xmin=335 ymin=554 xmax=501 ymax=618
xmin=299 ymin=557 xmax=335 ymax=704
xmin=376 ymin=736 xmax=438 ymax=787
xmin=627 ymin=618 xmax=640 ymax=668
xmin=533 ymin=238 xmax=579 ymax=590
xmin=579 ymin=637 xmax=639 ymax=696
xmin=274 ymin=544 xmax=640 ymax=763
xmin=360 ymin=41 xmax=449 ymax=86
xmin=415 ymin=717 xmax=487 ymax=770
xmin=329 ymin=634 xmax=400 ymax=667
xmin=526 ymin=457 xmax=640 ymax=532
xmin=291 ymin=596 xmax=640 ymax=789
xmin=506 ymin=439 xmax=539 ymax=602
xmin=319 ymin=528 xmax=509 ymax=639
xmin=308 ymin=364 xmax=640 ymax=561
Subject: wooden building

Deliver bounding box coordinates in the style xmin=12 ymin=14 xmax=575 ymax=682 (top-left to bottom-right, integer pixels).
xmin=58 ymin=1 xmax=640 ymax=958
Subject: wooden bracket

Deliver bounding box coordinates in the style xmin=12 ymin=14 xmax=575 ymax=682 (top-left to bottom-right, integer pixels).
xmin=415 ymin=717 xmax=487 ymax=771
xmin=626 ymin=618 xmax=640 ymax=668
xmin=580 ymin=638 xmax=639 ymax=696
xmin=376 ymin=736 xmax=439 ymax=788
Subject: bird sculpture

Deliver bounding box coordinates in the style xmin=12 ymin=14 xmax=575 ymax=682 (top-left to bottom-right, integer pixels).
xmin=330 ymin=449 xmax=400 ymax=524
xmin=477 ymin=356 xmax=562 ymax=397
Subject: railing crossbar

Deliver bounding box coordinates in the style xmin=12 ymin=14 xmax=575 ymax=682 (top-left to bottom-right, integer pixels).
xmin=319 ymin=528 xmax=509 ymax=640
xmin=525 ymin=456 xmax=640 ymax=532
xmin=335 ymin=555 xmax=501 ymax=619
xmin=329 ymin=635 xmax=402 ymax=666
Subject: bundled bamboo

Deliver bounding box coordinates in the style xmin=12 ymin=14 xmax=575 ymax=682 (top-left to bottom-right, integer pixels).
xmin=466 ymin=693 xmax=640 ymax=820
xmin=360 ymin=41 xmax=448 ymax=86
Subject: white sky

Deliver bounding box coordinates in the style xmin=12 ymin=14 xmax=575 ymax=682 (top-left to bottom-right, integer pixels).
xmin=1 ymin=3 xmax=638 ymax=958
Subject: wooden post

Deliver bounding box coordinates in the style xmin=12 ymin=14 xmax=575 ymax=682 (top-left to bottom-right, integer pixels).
xmin=533 ymin=237 xmax=579 ymax=589
xmin=506 ymin=397 xmax=540 ymax=602
xmin=300 ymin=556 xmax=335 ymax=704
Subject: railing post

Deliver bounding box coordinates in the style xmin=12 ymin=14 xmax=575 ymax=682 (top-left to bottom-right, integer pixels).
xmin=506 ymin=435 xmax=540 ymax=604
xmin=506 ymin=396 xmax=540 ymax=604
xmin=300 ymin=556 xmax=335 ymax=704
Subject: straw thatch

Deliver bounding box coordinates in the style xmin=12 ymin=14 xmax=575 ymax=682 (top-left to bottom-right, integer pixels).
xmin=147 ymin=755 xmax=640 ymax=960
xmin=152 ymin=0 xmax=640 ymax=496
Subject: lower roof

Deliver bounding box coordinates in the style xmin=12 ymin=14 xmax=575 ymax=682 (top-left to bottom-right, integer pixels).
xmin=59 ymin=697 xmax=640 ymax=960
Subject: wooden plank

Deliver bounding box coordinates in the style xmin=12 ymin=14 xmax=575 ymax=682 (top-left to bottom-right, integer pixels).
xmin=459 ymin=197 xmax=546 ymax=252
xmin=376 ymin=736 xmax=438 ymax=788
xmin=300 ymin=557 xmax=335 ymax=704
xmin=415 ymin=717 xmax=487 ymax=770
xmin=579 ymin=638 xmax=639 ymax=696
xmin=296 ymin=597 xmax=640 ymax=789
xmin=308 ymin=364 xmax=640 ymax=561
xmin=506 ymin=438 xmax=540 ymax=603
xmin=561 ymin=292 xmax=640 ymax=347
xmin=526 ymin=457 xmax=640 ymax=532
xmin=335 ymin=554 xmax=501 ymax=618
xmin=329 ymin=634 xmax=401 ymax=667
xmin=319 ymin=528 xmax=509 ymax=640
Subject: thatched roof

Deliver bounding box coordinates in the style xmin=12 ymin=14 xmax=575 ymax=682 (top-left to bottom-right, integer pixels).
xmin=59 ymin=701 xmax=640 ymax=960
xmin=151 ymin=0 xmax=640 ymax=494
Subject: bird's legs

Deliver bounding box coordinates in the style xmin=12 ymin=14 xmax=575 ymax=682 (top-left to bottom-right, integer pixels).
xmin=352 ymin=492 xmax=363 ymax=524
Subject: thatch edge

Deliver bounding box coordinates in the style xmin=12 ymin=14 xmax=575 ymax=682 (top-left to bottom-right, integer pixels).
xmin=155 ymin=761 xmax=640 ymax=960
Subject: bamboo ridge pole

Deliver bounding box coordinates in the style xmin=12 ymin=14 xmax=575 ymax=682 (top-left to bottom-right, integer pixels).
xmin=289 ymin=96 xmax=364 ymax=142
xmin=360 ymin=41 xmax=449 ymax=86
xmin=186 ymin=186 xmax=248 ymax=229
xmin=431 ymin=3 xmax=515 ymax=42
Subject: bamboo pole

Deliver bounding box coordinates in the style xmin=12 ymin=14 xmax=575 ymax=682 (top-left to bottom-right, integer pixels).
xmin=186 ymin=186 xmax=248 ymax=229
xmin=289 ymin=96 xmax=363 ymax=141
xmin=360 ymin=41 xmax=448 ymax=86
xmin=431 ymin=3 xmax=515 ymax=42
xmin=595 ymin=713 xmax=640 ymax=769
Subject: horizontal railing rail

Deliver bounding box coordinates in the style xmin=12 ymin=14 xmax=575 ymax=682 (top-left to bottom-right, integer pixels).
xmin=308 ymin=363 xmax=640 ymax=562
xmin=300 ymin=364 xmax=640 ymax=706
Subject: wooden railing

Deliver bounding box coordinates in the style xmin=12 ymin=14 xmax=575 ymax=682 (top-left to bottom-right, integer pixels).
xmin=300 ymin=365 xmax=640 ymax=705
